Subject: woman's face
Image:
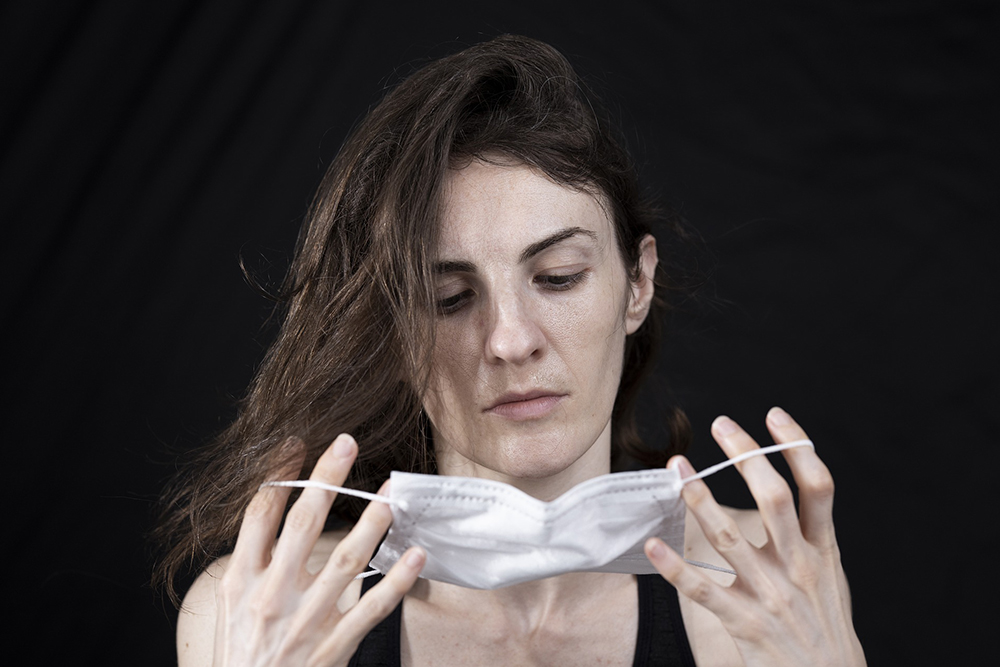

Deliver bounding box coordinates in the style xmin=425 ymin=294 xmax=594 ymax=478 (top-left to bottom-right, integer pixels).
xmin=424 ymin=160 xmax=656 ymax=494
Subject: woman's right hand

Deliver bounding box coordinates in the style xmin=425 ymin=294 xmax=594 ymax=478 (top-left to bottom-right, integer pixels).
xmin=183 ymin=433 xmax=425 ymax=667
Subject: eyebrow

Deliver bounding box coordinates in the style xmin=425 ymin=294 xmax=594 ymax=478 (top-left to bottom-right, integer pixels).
xmin=433 ymin=227 xmax=599 ymax=275
xmin=518 ymin=226 xmax=598 ymax=264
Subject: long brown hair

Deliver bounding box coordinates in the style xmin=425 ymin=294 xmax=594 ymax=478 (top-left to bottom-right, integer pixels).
xmin=154 ymin=34 xmax=692 ymax=605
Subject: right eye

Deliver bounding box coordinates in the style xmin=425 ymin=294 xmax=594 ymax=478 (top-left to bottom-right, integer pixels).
xmin=437 ymin=290 xmax=473 ymax=315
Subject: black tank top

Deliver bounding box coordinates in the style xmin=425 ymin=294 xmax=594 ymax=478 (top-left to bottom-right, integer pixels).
xmin=348 ymin=574 xmax=696 ymax=666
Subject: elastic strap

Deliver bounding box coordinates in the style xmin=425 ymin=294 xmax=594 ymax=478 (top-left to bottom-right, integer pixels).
xmin=685 ymin=559 xmax=735 ymax=575
xmin=683 ymin=440 xmax=813 ymax=484
xmin=259 ymin=479 xmax=409 ymax=510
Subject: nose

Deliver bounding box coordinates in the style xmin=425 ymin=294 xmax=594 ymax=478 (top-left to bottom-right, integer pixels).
xmin=485 ymin=291 xmax=546 ymax=365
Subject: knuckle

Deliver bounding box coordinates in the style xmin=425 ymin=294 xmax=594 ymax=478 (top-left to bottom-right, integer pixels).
xmin=283 ymin=504 xmax=322 ymax=535
xmin=758 ymin=589 xmax=787 ymax=618
xmin=312 ymin=453 xmax=345 ymax=482
xmin=804 ymin=468 xmax=835 ymax=500
xmin=686 ymin=577 xmax=714 ymax=605
xmin=247 ymin=593 xmax=283 ymax=622
xmin=362 ymin=594 xmax=394 ymax=621
xmin=711 ymin=520 xmax=743 ymax=552
xmin=330 ymin=545 xmax=367 ymax=574
xmin=758 ymin=482 xmax=795 ymax=514
xmin=243 ymin=493 xmax=273 ymax=521
xmin=682 ymin=480 xmax=712 ymax=508
xmin=789 ymin=563 xmax=821 ymax=590
xmin=787 ymin=549 xmax=824 ymax=588
xmin=736 ymin=610 xmax=768 ymax=639
xmin=756 ymin=578 xmax=796 ymax=618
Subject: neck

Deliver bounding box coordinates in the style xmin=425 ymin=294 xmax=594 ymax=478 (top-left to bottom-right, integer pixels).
xmin=409 ymin=570 xmax=634 ymax=634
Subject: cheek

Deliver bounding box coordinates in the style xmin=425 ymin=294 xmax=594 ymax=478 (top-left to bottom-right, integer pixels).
xmin=422 ymin=326 xmax=479 ymax=423
xmin=551 ymin=279 xmax=628 ymax=373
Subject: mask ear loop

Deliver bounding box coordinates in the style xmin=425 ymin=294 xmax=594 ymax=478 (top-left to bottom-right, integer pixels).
xmin=681 ymin=439 xmax=814 ymax=485
xmin=680 ymin=439 xmax=814 ymax=576
xmin=259 ymin=479 xmax=406 ymax=581
xmin=259 ymin=479 xmax=410 ymax=511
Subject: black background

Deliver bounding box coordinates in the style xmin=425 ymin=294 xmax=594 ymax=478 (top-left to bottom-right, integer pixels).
xmin=4 ymin=1 xmax=997 ymax=664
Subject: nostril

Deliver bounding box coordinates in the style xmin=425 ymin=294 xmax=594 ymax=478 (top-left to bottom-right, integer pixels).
xmin=487 ymin=324 xmax=544 ymax=364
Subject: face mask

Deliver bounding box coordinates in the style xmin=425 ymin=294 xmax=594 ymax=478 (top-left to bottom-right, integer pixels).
xmin=267 ymin=440 xmax=812 ymax=589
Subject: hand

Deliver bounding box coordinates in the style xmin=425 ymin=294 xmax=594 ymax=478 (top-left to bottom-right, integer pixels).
xmin=212 ymin=434 xmax=425 ymax=667
xmin=644 ymin=407 xmax=866 ymax=667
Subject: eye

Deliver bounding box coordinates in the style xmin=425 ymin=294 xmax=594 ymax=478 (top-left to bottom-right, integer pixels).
xmin=535 ymin=271 xmax=587 ymax=291
xmin=437 ymin=289 xmax=474 ymax=315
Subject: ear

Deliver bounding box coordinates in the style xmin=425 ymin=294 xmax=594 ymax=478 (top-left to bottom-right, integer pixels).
xmin=625 ymin=234 xmax=658 ymax=334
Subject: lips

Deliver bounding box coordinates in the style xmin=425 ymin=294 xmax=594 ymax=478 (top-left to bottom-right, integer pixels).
xmin=486 ymin=390 xmax=566 ymax=420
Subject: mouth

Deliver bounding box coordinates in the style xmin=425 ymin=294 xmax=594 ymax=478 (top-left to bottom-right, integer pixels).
xmin=486 ymin=390 xmax=567 ymax=420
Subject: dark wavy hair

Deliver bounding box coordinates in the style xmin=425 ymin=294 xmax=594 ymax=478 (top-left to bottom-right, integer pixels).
xmin=154 ymin=34 xmax=692 ymax=605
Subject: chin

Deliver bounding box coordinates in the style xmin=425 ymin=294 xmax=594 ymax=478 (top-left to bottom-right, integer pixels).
xmin=433 ymin=419 xmax=611 ymax=484
xmin=489 ymin=434 xmax=599 ymax=481
xmin=498 ymin=457 xmax=573 ymax=481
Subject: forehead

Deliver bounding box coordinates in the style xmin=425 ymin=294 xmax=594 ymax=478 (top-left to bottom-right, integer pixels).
xmin=437 ymin=161 xmax=614 ymax=256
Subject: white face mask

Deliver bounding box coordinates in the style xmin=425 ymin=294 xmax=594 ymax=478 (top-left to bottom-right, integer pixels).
xmin=267 ymin=440 xmax=812 ymax=590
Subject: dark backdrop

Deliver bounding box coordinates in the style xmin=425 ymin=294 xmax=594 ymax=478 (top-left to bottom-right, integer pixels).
xmin=4 ymin=1 xmax=996 ymax=664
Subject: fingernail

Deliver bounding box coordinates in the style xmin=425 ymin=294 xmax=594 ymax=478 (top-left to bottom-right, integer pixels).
xmin=677 ymin=457 xmax=696 ymax=479
xmin=333 ymin=434 xmax=355 ymax=458
xmin=713 ymin=415 xmax=739 ymax=435
xmin=405 ymin=548 xmax=425 ymax=568
xmin=645 ymin=538 xmax=666 ymax=559
xmin=768 ymin=406 xmax=793 ymax=426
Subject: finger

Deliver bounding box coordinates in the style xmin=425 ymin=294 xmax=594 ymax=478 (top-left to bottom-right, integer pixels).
xmin=312 ymin=479 xmax=396 ymax=597
xmin=765 ymin=407 xmax=836 ymax=549
xmin=231 ymin=436 xmax=305 ymax=572
xmin=645 ymin=538 xmax=737 ymax=623
xmin=711 ymin=416 xmax=802 ymax=551
xmin=269 ymin=434 xmax=358 ymax=580
xmin=672 ymin=456 xmax=766 ymax=581
xmin=317 ymin=547 xmax=425 ymax=661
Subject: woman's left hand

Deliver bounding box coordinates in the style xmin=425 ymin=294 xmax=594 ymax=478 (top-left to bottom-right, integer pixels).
xmin=645 ymin=407 xmax=866 ymax=667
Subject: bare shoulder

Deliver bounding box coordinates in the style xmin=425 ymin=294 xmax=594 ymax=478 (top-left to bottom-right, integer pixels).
xmin=677 ymin=505 xmax=765 ymax=667
xmin=175 ymin=529 xmax=356 ymax=667
xmin=176 ymin=554 xmax=229 ymax=667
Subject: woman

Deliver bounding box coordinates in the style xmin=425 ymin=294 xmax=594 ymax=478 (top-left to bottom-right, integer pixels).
xmin=158 ymin=35 xmax=865 ymax=666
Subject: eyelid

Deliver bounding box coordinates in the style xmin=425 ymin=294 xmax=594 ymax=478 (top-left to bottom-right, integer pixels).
xmin=535 ymin=269 xmax=588 ymax=290
xmin=435 ymin=275 xmax=475 ymax=315
xmin=437 ymin=289 xmax=472 ymax=315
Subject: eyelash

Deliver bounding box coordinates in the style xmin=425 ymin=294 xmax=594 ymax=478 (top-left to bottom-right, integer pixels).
xmin=436 ymin=271 xmax=587 ymax=315
xmin=535 ymin=271 xmax=587 ymax=290
xmin=437 ymin=291 xmax=473 ymax=315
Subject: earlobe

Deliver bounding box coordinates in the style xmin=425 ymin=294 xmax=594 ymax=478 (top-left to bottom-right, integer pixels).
xmin=625 ymin=235 xmax=658 ymax=334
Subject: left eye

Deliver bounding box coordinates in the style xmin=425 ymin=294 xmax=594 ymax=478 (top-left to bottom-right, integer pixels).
xmin=536 ymin=272 xmax=586 ymax=290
